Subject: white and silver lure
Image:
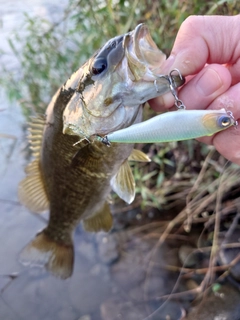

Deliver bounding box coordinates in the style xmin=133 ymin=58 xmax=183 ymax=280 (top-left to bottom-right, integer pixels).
xmin=100 ymin=109 xmax=236 ymax=145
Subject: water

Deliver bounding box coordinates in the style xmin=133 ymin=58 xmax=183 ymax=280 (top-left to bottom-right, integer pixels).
xmin=0 ymin=2 xmax=115 ymax=319
xmin=0 ymin=3 xmax=172 ymax=319
xmin=1 ymin=2 xmax=240 ymax=319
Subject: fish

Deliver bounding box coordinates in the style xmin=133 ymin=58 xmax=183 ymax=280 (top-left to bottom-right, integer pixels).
xmin=18 ymin=23 xmax=184 ymax=279
xmin=100 ymin=109 xmax=236 ymax=144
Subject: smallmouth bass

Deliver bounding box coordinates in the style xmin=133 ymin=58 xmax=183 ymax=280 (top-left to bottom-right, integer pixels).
xmin=18 ymin=24 xmax=184 ymax=279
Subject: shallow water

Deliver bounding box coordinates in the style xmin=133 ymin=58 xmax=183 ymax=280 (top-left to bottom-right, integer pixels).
xmin=1 ymin=2 xmax=240 ymax=320
xmin=0 ymin=3 xmax=170 ymax=319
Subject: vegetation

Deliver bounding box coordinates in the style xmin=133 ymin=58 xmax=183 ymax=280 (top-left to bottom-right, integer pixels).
xmin=1 ymin=0 xmax=239 ymax=205
xmin=1 ymin=0 xmax=240 ymax=116
xmin=1 ymin=0 xmax=240 ymax=307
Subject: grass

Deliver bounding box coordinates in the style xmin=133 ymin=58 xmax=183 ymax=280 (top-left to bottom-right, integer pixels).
xmin=1 ymin=0 xmax=240 ymax=304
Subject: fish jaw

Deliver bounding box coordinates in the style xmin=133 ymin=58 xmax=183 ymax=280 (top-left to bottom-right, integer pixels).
xmin=124 ymin=23 xmax=166 ymax=81
xmin=62 ymin=24 xmax=184 ymax=139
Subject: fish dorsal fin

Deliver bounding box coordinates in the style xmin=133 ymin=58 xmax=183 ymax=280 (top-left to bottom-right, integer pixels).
xmin=128 ymin=149 xmax=151 ymax=162
xmin=83 ymin=202 xmax=113 ymax=232
xmin=28 ymin=114 xmax=46 ymax=157
xmin=110 ymin=160 xmax=135 ymax=204
xmin=18 ymin=160 xmax=49 ymax=213
xmin=18 ymin=114 xmax=49 ymax=213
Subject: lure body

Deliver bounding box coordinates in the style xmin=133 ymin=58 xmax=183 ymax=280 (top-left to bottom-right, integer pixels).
xmin=104 ymin=109 xmax=235 ymax=144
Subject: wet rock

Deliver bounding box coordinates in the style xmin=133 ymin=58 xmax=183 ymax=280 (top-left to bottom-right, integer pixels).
xmin=143 ymin=274 xmax=165 ymax=298
xmin=57 ymin=306 xmax=77 ymax=320
xmin=218 ymin=229 xmax=240 ymax=281
xmin=101 ymin=298 xmax=185 ymax=320
xmin=110 ymin=254 xmax=146 ymax=290
xmin=128 ymin=285 xmax=145 ymax=301
xmin=184 ymin=283 xmax=240 ymax=320
xmin=100 ymin=299 xmax=148 ymax=320
xmin=96 ymin=233 xmax=120 ymax=265
xmin=77 ymin=316 xmax=91 ymax=320
xmin=69 ymin=268 xmax=113 ymax=315
xmin=76 ymin=239 xmax=96 ymax=262
xmin=148 ymin=301 xmax=186 ymax=320
xmin=179 ymin=245 xmax=200 ymax=268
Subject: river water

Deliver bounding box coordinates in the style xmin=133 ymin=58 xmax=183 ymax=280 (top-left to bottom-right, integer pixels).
xmin=0 ymin=2 xmax=113 ymax=319
xmin=1 ymin=2 xmax=240 ymax=320
xmin=1 ymin=2 xmax=173 ymax=319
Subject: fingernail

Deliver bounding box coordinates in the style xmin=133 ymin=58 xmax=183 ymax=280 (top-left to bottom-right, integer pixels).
xmin=196 ymin=68 xmax=223 ymax=96
xmin=162 ymin=55 xmax=175 ymax=72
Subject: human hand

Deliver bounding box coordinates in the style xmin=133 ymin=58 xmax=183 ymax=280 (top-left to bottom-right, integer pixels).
xmin=149 ymin=15 xmax=240 ymax=165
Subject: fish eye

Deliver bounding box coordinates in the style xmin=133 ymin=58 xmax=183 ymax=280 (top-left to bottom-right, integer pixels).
xmin=218 ymin=115 xmax=231 ymax=128
xmin=91 ymin=58 xmax=107 ymax=75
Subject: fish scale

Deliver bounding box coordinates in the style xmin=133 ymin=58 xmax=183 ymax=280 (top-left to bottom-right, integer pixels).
xmin=18 ymin=24 xmax=184 ymax=279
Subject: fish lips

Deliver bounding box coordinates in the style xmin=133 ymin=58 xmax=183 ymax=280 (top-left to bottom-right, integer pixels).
xmin=124 ymin=24 xmax=166 ymax=81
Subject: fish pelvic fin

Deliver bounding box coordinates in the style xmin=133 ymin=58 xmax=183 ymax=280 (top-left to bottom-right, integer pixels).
xmin=18 ymin=160 xmax=49 ymax=213
xmin=20 ymin=230 xmax=74 ymax=279
xmin=83 ymin=202 xmax=113 ymax=232
xmin=128 ymin=148 xmax=151 ymax=162
xmin=110 ymin=160 xmax=135 ymax=204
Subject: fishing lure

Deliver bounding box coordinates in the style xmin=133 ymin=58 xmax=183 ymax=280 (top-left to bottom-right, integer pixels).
xmin=100 ymin=109 xmax=236 ymax=145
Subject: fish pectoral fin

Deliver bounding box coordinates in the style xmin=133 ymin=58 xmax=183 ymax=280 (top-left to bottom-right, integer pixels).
xmin=110 ymin=160 xmax=135 ymax=204
xmin=83 ymin=202 xmax=113 ymax=232
xmin=20 ymin=230 xmax=74 ymax=279
xmin=18 ymin=160 xmax=49 ymax=213
xmin=128 ymin=149 xmax=151 ymax=162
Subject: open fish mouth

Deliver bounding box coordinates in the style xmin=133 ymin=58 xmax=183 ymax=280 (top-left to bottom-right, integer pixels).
xmin=124 ymin=23 xmax=167 ymax=81
xmin=62 ymin=24 xmax=185 ymax=139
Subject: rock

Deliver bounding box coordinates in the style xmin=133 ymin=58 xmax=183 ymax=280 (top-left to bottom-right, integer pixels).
xmin=77 ymin=316 xmax=91 ymax=320
xmin=218 ymin=229 xmax=240 ymax=281
xmin=178 ymin=245 xmax=199 ymax=268
xmin=96 ymin=233 xmax=120 ymax=265
xmin=100 ymin=299 xmax=148 ymax=320
xmin=101 ymin=298 xmax=185 ymax=320
xmin=110 ymin=254 xmax=146 ymax=290
xmin=184 ymin=283 xmax=240 ymax=320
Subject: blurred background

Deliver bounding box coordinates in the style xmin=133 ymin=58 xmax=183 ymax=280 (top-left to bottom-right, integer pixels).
xmin=1 ymin=1 xmax=240 ymax=319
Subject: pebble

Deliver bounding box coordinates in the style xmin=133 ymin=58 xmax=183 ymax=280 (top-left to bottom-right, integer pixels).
xmin=218 ymin=229 xmax=240 ymax=281
xmin=96 ymin=233 xmax=120 ymax=265
xmin=184 ymin=283 xmax=240 ymax=320
xmin=100 ymin=299 xmax=148 ymax=320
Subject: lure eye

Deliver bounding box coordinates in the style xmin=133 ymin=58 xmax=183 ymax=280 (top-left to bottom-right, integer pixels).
xmin=218 ymin=115 xmax=231 ymax=128
xmin=92 ymin=58 xmax=107 ymax=75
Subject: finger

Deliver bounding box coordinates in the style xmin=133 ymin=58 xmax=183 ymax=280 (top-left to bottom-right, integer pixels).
xmin=178 ymin=64 xmax=231 ymax=110
xmin=161 ymin=15 xmax=240 ymax=82
xmin=149 ymin=64 xmax=231 ymax=112
xmin=198 ymin=83 xmax=240 ymax=165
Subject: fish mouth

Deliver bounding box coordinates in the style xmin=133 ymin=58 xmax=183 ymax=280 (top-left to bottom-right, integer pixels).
xmin=124 ymin=24 xmax=166 ymax=81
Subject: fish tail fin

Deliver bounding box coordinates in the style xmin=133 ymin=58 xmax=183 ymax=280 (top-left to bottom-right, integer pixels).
xmin=20 ymin=230 xmax=74 ymax=279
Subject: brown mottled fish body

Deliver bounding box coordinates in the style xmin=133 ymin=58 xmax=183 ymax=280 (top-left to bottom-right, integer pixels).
xmin=42 ymin=91 xmax=134 ymax=237
xmin=18 ymin=24 xmax=184 ymax=278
